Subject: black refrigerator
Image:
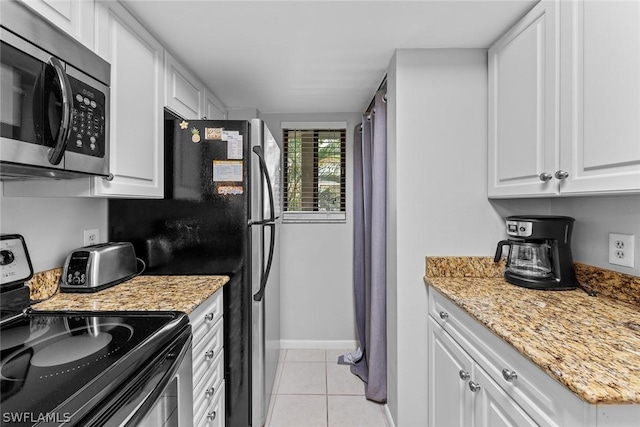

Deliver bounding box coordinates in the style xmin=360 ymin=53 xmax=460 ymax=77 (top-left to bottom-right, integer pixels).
xmin=108 ymin=116 xmax=281 ymax=427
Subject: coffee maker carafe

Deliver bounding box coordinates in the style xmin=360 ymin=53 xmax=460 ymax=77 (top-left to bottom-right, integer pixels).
xmin=494 ymin=215 xmax=578 ymax=290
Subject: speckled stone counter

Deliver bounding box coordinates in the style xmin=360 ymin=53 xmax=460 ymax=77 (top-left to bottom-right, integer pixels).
xmin=425 ymin=256 xmax=640 ymax=405
xmin=32 ymin=275 xmax=229 ymax=314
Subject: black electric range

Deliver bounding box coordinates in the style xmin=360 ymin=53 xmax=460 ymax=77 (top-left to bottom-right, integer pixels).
xmin=0 ymin=235 xmax=192 ymax=427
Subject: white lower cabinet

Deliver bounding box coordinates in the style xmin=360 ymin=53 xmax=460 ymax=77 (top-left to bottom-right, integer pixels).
xmin=428 ymin=287 xmax=592 ymax=427
xmin=428 ymin=286 xmax=640 ymax=427
xmin=429 ymin=317 xmax=537 ymax=427
xmin=189 ymin=289 xmax=225 ymax=426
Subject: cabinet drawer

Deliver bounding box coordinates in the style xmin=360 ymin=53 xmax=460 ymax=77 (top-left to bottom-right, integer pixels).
xmin=190 ymin=290 xmax=223 ymax=345
xmin=428 ymin=287 xmax=587 ymax=427
xmin=194 ymin=349 xmax=224 ymax=405
xmin=195 ymin=380 xmax=225 ymax=427
xmin=193 ymin=316 xmax=223 ymax=369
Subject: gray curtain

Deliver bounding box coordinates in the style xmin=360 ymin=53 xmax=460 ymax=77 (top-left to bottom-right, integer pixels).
xmin=350 ymin=89 xmax=387 ymax=403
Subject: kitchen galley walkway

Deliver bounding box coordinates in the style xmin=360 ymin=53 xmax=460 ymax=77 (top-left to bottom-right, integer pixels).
xmin=265 ymin=349 xmax=389 ymax=427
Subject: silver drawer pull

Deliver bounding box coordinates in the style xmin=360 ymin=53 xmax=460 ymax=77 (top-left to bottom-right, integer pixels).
xmin=205 ymin=387 xmax=215 ymax=397
xmin=205 ymin=350 xmax=215 ymax=359
xmin=207 ymin=411 xmax=217 ymax=421
xmin=439 ymin=311 xmax=449 ymax=320
xmin=539 ymin=172 xmax=553 ymax=182
xmin=502 ymin=368 xmax=518 ymax=382
xmin=469 ymin=381 xmax=481 ymax=393
xmin=205 ymin=312 xmax=215 ymax=322
xmin=459 ymin=370 xmax=470 ymax=381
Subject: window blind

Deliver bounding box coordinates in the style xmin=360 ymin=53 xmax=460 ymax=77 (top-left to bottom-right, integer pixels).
xmin=283 ymin=128 xmax=346 ymax=214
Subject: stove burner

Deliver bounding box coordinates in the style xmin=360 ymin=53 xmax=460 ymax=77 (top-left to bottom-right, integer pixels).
xmin=0 ymin=325 xmax=50 ymax=351
xmin=31 ymin=333 xmax=113 ymax=367
xmin=1 ymin=322 xmax=133 ymax=382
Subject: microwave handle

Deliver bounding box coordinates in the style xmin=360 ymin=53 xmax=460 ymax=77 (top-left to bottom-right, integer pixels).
xmin=46 ymin=57 xmax=73 ymax=165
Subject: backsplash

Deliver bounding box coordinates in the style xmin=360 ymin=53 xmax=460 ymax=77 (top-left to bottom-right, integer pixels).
xmin=426 ymin=257 xmax=640 ymax=309
xmin=574 ymin=263 xmax=640 ymax=308
xmin=27 ymin=268 xmax=62 ymax=301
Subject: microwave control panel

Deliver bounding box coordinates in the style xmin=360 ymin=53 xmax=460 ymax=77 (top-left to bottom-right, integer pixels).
xmin=68 ymin=76 xmax=106 ymax=158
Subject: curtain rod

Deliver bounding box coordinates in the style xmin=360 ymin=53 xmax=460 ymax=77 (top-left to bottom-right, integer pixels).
xmin=364 ymin=75 xmax=387 ymax=114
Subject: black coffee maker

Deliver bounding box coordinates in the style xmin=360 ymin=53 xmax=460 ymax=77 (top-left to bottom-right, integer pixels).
xmin=494 ymin=215 xmax=578 ymax=290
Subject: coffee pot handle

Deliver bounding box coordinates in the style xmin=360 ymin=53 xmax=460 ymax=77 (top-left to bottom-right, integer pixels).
xmin=494 ymin=240 xmax=511 ymax=263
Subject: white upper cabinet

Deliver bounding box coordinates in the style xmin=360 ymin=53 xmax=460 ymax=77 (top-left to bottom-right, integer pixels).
xmin=489 ymin=0 xmax=640 ymax=198
xmin=203 ymin=88 xmax=227 ymax=120
xmin=92 ymin=0 xmax=164 ymax=198
xmin=165 ymin=51 xmax=204 ymax=119
xmin=558 ymin=0 xmax=640 ymax=194
xmin=164 ymin=51 xmax=227 ymax=120
xmin=17 ymin=0 xmax=95 ymax=48
xmin=488 ymin=0 xmax=559 ymax=197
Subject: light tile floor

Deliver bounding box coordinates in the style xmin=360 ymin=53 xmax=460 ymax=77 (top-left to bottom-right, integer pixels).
xmin=266 ymin=349 xmax=389 ymax=427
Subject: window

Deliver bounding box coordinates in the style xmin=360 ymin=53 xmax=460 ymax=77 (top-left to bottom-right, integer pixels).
xmin=282 ymin=122 xmax=346 ymax=222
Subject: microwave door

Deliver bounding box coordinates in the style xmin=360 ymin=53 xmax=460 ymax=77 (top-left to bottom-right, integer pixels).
xmin=0 ymin=36 xmax=67 ymax=172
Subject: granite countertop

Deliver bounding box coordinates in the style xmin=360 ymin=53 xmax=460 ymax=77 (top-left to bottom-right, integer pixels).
xmin=425 ymin=257 xmax=640 ymax=405
xmin=32 ymin=275 xmax=229 ymax=314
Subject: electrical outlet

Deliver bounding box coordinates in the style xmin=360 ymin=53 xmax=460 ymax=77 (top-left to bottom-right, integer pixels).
xmin=608 ymin=233 xmax=635 ymax=268
xmin=83 ymin=229 xmax=99 ymax=246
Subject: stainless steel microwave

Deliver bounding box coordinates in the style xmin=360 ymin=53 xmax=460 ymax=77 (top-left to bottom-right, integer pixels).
xmin=0 ymin=0 xmax=111 ymax=180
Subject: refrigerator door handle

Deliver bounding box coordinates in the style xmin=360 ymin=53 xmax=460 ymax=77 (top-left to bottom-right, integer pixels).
xmin=251 ymin=145 xmax=277 ymax=302
xmin=252 ymin=146 xmax=276 ymax=221
xmin=253 ymin=222 xmax=275 ymax=302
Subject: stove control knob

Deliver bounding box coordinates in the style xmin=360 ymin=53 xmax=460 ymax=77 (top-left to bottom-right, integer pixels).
xmin=0 ymin=250 xmax=14 ymax=265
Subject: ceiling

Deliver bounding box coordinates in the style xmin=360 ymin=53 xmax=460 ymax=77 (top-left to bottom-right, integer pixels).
xmin=121 ymin=0 xmax=538 ymax=114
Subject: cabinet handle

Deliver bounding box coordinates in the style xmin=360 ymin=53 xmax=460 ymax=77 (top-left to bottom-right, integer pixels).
xmin=459 ymin=370 xmax=470 ymax=381
xmin=555 ymin=170 xmax=569 ymax=180
xmin=468 ymin=381 xmax=481 ymax=393
xmin=205 ymin=350 xmax=214 ymax=359
xmin=439 ymin=311 xmax=449 ymax=320
xmin=205 ymin=387 xmax=215 ymax=397
xmin=502 ymin=368 xmax=518 ymax=382
xmin=539 ymin=172 xmax=553 ymax=182
xmin=205 ymin=312 xmax=215 ymax=322
xmin=207 ymin=411 xmax=217 ymax=421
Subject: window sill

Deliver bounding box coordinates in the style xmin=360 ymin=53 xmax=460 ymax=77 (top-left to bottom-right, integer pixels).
xmin=283 ymin=212 xmax=346 ymax=224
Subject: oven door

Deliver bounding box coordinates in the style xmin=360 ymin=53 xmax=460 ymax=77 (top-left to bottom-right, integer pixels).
xmin=79 ymin=325 xmax=194 ymax=427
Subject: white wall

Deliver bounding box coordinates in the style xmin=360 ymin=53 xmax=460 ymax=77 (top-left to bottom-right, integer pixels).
xmin=0 ymin=187 xmax=108 ymax=272
xmin=386 ymin=49 xmax=505 ymax=427
xmin=262 ymin=112 xmax=363 ymax=348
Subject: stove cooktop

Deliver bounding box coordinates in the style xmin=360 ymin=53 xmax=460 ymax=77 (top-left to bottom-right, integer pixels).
xmin=0 ymin=310 xmax=189 ymax=427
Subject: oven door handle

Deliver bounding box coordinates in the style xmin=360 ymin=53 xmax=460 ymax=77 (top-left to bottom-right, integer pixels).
xmin=46 ymin=56 xmax=74 ymax=165
xmin=78 ymin=328 xmax=192 ymax=427
xmin=121 ymin=332 xmax=192 ymax=427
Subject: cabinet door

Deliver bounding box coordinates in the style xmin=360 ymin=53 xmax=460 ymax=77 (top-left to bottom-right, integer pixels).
xmin=93 ymin=1 xmax=164 ymax=198
xmin=488 ymin=0 xmax=559 ymax=197
xmin=17 ymin=0 xmax=95 ymax=48
xmin=428 ymin=318 xmax=474 ymax=427
xmin=165 ymin=51 xmax=204 ymax=119
xmin=203 ymin=88 xmax=226 ymax=120
xmin=474 ymin=366 xmax=538 ymax=427
xmin=559 ymin=0 xmax=640 ymax=194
